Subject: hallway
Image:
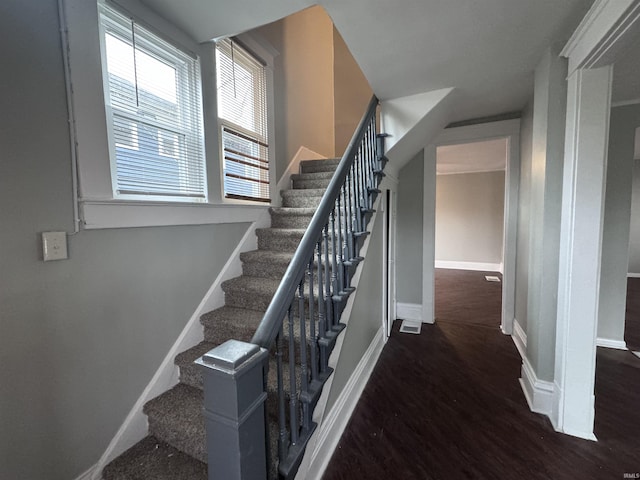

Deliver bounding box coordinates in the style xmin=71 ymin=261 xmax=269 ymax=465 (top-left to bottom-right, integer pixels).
xmin=323 ymin=269 xmax=640 ymax=480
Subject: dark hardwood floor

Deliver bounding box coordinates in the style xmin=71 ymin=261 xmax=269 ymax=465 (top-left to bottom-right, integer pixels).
xmin=323 ymin=269 xmax=640 ymax=480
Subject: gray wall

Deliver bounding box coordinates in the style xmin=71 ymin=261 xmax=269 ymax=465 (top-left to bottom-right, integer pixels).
xmin=395 ymin=152 xmax=424 ymax=304
xmin=599 ymin=105 xmax=640 ymax=342
xmin=524 ymin=48 xmax=567 ymax=382
xmin=0 ymin=2 xmax=249 ymax=479
xmin=435 ymin=171 xmax=505 ymax=265
xmin=326 ymin=203 xmax=385 ymax=411
xmin=630 ymin=160 xmax=640 ymax=273
xmin=515 ymin=98 xmax=534 ymax=332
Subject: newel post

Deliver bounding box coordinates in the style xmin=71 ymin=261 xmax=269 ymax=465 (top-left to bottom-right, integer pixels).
xmin=196 ymin=339 xmax=269 ymax=480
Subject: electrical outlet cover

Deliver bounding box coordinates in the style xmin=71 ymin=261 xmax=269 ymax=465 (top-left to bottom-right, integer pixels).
xmin=42 ymin=231 xmax=68 ymax=261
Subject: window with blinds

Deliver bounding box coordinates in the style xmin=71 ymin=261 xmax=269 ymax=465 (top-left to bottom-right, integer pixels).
xmin=99 ymin=4 xmax=206 ymax=200
xmin=216 ymin=38 xmax=270 ymax=203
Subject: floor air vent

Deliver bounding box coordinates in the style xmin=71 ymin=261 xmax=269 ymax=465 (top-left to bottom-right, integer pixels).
xmin=399 ymin=320 xmax=422 ymax=335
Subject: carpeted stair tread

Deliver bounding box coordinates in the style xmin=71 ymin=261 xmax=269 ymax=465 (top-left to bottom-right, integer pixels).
xmin=269 ymin=207 xmax=316 ymax=229
xmin=143 ymin=384 xmax=206 ymax=463
xmin=300 ymin=158 xmax=340 ymax=173
xmin=256 ymin=228 xmax=306 ymax=252
xmin=280 ymin=188 xmax=326 ymax=208
xmin=101 ymin=436 xmax=207 ymax=480
xmin=200 ymin=306 xmax=265 ymax=344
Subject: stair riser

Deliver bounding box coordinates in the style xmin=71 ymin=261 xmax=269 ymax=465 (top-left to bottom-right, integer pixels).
xmin=293 ymin=178 xmax=331 ymax=190
xmin=223 ymin=289 xmax=321 ymax=314
xmin=147 ymin=417 xmax=206 ymax=464
xmin=257 ymin=232 xmax=303 ymax=252
xmin=281 ymin=195 xmax=323 ymax=208
xmin=242 ymin=261 xmax=289 ymax=279
xmin=270 ymin=213 xmax=314 ymax=229
xmin=300 ymin=164 xmax=339 ymax=174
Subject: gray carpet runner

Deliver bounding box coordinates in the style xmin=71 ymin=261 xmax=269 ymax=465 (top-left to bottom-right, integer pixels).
xmin=102 ymin=158 xmax=340 ymax=479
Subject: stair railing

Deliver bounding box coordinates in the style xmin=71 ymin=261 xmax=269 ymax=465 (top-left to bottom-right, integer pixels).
xmin=197 ymin=94 xmax=387 ymax=480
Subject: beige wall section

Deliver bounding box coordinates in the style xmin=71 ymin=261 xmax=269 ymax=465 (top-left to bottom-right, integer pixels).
xmin=435 ymin=171 xmax=505 ymax=265
xmin=256 ymin=7 xmax=373 ymax=177
xmin=333 ymin=27 xmax=374 ymax=155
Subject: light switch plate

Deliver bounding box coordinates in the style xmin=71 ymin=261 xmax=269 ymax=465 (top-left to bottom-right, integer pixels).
xmin=42 ymin=231 xmax=68 ymax=261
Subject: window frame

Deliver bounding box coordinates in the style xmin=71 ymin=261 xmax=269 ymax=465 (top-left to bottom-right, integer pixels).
xmin=216 ymin=35 xmax=277 ymax=206
xmin=98 ymin=2 xmax=207 ymax=203
xmin=61 ymin=0 xmax=277 ymax=229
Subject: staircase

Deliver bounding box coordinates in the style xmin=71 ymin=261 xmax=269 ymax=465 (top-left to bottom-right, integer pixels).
xmin=101 ymin=158 xmax=341 ymax=480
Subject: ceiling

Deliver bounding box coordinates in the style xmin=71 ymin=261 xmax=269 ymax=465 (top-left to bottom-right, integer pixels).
xmin=437 ymin=138 xmax=507 ymax=175
xmin=140 ymin=0 xmax=594 ymax=124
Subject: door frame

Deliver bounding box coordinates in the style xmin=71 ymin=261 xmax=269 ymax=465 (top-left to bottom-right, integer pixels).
xmin=428 ymin=119 xmax=521 ymax=334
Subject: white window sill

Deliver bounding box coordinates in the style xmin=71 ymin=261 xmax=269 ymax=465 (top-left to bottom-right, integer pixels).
xmin=80 ymin=199 xmax=269 ymax=230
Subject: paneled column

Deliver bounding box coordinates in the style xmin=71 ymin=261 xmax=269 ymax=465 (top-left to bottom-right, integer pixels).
xmin=553 ymin=65 xmax=613 ymax=440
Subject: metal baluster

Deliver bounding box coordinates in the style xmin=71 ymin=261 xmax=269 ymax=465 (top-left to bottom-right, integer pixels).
xmin=307 ymin=255 xmax=318 ymax=383
xmin=297 ymin=279 xmax=310 ymax=432
xmin=335 ymin=193 xmax=345 ymax=295
xmin=342 ymin=181 xmax=353 ymax=292
xmin=317 ymin=237 xmax=329 ymax=373
xmin=287 ymin=305 xmax=299 ymax=445
xmin=354 ymin=150 xmax=363 ymax=233
xmin=276 ymin=324 xmax=288 ymax=460
xmin=347 ymin=167 xmax=356 ymax=261
xmin=323 ymin=224 xmax=333 ymax=333
xmin=329 ymin=210 xmax=339 ymax=329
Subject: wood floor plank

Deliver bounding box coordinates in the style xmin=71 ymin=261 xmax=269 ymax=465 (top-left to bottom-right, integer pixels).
xmin=322 ymin=269 xmax=640 ymax=480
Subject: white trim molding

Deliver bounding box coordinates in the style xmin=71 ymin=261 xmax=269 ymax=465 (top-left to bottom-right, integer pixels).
xmin=596 ymin=338 xmax=628 ymax=350
xmin=512 ymin=318 xmax=527 ymax=359
xmin=298 ymin=326 xmax=385 ymax=480
xmin=435 ymin=260 xmax=502 ymax=273
xmin=396 ymin=302 xmax=423 ymax=322
xmin=75 ymin=465 xmax=100 ymax=480
xmin=627 ymin=272 xmax=640 ymax=278
xmin=561 ymin=0 xmax=640 ymax=73
xmin=519 ymin=356 xmax=555 ymax=417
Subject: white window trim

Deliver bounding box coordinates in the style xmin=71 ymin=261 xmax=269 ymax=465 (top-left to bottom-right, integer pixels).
xmin=216 ymin=33 xmax=278 ymax=206
xmin=62 ymin=0 xmax=276 ymax=229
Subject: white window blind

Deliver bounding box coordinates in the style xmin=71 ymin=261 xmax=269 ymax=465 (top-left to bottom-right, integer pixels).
xmin=216 ymin=38 xmax=270 ymax=203
xmin=99 ymin=4 xmax=206 ymax=200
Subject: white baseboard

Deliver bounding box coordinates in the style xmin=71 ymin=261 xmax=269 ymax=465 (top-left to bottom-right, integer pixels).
xmin=596 ymin=338 xmax=628 ymax=350
xmin=519 ymin=356 xmax=554 ymax=417
xmin=275 ymin=146 xmax=325 ymax=205
xmin=396 ymin=302 xmax=423 ymax=322
xmin=90 ymin=214 xmax=269 ymax=479
xmin=75 ymin=465 xmax=99 ymax=480
xmin=435 ymin=260 xmax=502 ymax=273
xmin=512 ymin=318 xmax=527 ymax=359
xmin=299 ymin=326 xmax=385 ymax=480
xmin=632 ymin=351 xmax=640 ymax=359
xmin=627 ymin=272 xmax=640 ymax=278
